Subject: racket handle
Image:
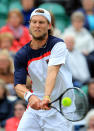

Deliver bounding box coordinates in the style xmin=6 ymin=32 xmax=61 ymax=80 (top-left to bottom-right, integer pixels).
xmin=48 ymin=103 xmax=51 ymax=107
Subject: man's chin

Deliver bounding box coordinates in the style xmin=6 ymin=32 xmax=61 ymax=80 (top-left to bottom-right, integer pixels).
xmin=32 ymin=33 xmax=47 ymax=41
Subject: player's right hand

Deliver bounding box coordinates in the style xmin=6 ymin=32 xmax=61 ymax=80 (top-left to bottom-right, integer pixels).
xmin=28 ymin=95 xmax=41 ymax=110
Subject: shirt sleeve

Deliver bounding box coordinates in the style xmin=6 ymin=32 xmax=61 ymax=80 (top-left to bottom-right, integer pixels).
xmin=48 ymin=42 xmax=68 ymax=66
xmin=14 ymin=52 xmax=27 ymax=86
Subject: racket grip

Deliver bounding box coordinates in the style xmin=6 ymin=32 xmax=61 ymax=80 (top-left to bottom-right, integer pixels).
xmin=48 ymin=103 xmax=51 ymax=107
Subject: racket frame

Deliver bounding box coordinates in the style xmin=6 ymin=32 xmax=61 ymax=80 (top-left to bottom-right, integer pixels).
xmin=48 ymin=87 xmax=88 ymax=122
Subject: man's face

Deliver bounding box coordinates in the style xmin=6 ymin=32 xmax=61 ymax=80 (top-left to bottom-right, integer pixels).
xmin=29 ymin=15 xmax=50 ymax=40
xmin=82 ymin=0 xmax=94 ymax=11
xmin=21 ymin=0 xmax=34 ymax=10
xmin=8 ymin=13 xmax=21 ymax=27
xmin=14 ymin=104 xmax=25 ymax=119
xmin=0 ymin=55 xmax=10 ymax=73
xmin=64 ymin=36 xmax=75 ymax=51
xmin=1 ymin=38 xmax=12 ymax=50
xmin=88 ymin=116 xmax=94 ymax=130
xmin=72 ymin=19 xmax=84 ymax=31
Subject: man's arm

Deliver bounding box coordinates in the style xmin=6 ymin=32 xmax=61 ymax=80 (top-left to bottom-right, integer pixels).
xmin=14 ymin=51 xmax=41 ymax=110
xmin=40 ymin=65 xmax=61 ymax=110
xmin=41 ymin=42 xmax=68 ymax=110
xmin=14 ymin=84 xmax=41 ymax=110
xmin=45 ymin=65 xmax=61 ymax=96
xmin=14 ymin=84 xmax=29 ymax=99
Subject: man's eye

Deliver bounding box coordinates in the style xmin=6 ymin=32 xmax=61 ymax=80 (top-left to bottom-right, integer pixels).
xmin=39 ymin=21 xmax=44 ymax=24
xmin=32 ymin=21 xmax=36 ymax=23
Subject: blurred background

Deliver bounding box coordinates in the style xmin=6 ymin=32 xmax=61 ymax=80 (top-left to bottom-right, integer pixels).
xmin=0 ymin=0 xmax=94 ymax=131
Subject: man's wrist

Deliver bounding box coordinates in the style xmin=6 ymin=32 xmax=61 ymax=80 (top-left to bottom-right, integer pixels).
xmin=43 ymin=95 xmax=51 ymax=101
xmin=24 ymin=91 xmax=33 ymax=102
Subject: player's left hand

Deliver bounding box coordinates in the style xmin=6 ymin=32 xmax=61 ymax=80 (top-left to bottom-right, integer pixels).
xmin=40 ymin=96 xmax=51 ymax=110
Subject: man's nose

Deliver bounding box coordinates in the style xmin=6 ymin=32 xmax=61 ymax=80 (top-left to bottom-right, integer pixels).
xmin=36 ymin=22 xmax=40 ymax=27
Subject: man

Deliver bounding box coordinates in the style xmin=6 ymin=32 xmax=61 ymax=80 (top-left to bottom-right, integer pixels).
xmin=14 ymin=8 xmax=73 ymax=131
xmin=77 ymin=0 xmax=94 ymax=31
xmin=64 ymin=34 xmax=90 ymax=84
xmin=63 ymin=11 xmax=94 ymax=55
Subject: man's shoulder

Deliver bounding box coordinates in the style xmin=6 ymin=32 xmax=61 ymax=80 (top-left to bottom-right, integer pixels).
xmin=48 ymin=35 xmax=64 ymax=45
xmin=49 ymin=35 xmax=64 ymax=42
xmin=15 ymin=42 xmax=30 ymax=60
xmin=46 ymin=35 xmax=64 ymax=51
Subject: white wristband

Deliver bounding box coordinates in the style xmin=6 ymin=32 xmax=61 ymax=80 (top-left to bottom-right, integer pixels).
xmin=24 ymin=91 xmax=33 ymax=102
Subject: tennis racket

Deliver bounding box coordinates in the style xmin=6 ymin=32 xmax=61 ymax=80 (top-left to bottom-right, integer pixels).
xmin=48 ymin=87 xmax=88 ymax=122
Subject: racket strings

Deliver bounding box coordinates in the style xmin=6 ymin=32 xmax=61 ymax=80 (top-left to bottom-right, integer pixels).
xmin=49 ymin=87 xmax=88 ymax=121
xmin=61 ymin=88 xmax=88 ymax=121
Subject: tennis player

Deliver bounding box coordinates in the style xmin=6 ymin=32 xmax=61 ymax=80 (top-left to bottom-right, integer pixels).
xmin=14 ymin=8 xmax=73 ymax=131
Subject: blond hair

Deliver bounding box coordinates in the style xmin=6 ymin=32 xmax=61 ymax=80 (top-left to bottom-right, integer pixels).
xmin=8 ymin=9 xmax=23 ymax=24
xmin=0 ymin=32 xmax=14 ymax=45
xmin=71 ymin=11 xmax=85 ymax=22
xmin=0 ymin=79 xmax=8 ymax=97
xmin=0 ymin=49 xmax=14 ymax=73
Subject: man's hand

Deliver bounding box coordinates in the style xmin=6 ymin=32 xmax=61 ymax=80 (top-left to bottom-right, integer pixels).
xmin=28 ymin=95 xmax=41 ymax=110
xmin=40 ymin=97 xmax=51 ymax=110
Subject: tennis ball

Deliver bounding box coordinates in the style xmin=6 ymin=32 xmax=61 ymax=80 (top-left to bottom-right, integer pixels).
xmin=62 ymin=97 xmax=72 ymax=107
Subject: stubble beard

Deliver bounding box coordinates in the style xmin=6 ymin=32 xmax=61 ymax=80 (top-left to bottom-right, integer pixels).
xmin=29 ymin=29 xmax=47 ymax=41
xmin=32 ymin=32 xmax=47 ymax=40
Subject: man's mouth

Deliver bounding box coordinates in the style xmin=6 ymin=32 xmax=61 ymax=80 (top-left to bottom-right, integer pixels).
xmin=35 ymin=30 xmax=41 ymax=32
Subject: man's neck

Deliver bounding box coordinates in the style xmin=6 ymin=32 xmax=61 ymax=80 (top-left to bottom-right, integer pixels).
xmin=30 ymin=35 xmax=48 ymax=50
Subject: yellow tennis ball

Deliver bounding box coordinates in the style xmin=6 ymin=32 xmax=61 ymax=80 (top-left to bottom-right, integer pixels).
xmin=62 ymin=97 xmax=72 ymax=107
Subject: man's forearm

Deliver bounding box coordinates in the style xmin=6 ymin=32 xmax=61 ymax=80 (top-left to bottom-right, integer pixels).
xmin=45 ymin=65 xmax=61 ymax=97
xmin=14 ymin=84 xmax=29 ymax=99
xmin=14 ymin=84 xmax=42 ymax=110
